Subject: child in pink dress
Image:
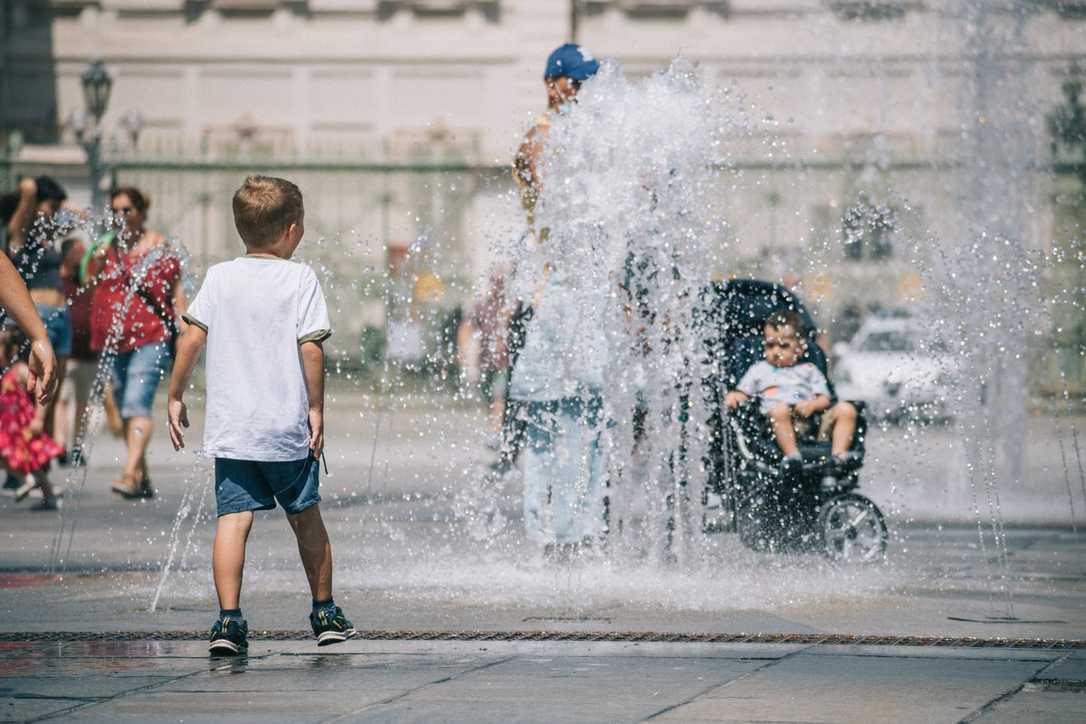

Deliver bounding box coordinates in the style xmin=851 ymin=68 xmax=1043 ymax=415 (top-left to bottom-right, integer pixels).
xmin=0 ymin=324 xmax=61 ymax=510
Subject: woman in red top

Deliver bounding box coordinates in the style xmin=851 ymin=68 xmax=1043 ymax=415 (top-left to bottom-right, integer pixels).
xmin=89 ymin=187 xmax=187 ymax=498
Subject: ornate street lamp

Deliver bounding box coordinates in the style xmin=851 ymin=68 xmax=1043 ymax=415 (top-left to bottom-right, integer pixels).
xmin=75 ymin=60 xmax=113 ymax=211
xmin=81 ymin=60 xmax=113 ymax=123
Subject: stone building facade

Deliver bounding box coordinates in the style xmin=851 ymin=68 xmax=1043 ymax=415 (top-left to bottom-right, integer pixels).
xmin=2 ymin=1 xmax=1084 ymax=376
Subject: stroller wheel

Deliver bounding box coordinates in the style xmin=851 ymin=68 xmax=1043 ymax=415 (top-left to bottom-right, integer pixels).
xmin=817 ymin=493 xmax=887 ymax=563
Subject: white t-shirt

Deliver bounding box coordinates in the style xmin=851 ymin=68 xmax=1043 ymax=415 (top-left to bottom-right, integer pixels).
xmin=736 ymin=360 xmax=830 ymax=413
xmin=183 ymin=256 xmax=331 ymax=461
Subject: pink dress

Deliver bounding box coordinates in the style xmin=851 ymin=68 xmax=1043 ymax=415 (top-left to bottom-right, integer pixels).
xmin=0 ymin=367 xmax=63 ymax=474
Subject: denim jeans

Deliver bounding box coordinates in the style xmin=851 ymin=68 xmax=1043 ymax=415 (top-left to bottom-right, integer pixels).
xmin=521 ymin=394 xmax=604 ymax=545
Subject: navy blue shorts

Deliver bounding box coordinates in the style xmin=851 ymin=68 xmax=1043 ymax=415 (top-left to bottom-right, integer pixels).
xmin=215 ymin=456 xmax=320 ymax=517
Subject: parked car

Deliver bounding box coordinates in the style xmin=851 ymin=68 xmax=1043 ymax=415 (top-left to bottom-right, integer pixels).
xmin=833 ymin=313 xmax=957 ymax=423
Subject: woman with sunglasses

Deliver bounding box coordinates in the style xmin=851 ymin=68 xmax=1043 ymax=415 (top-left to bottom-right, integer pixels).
xmin=88 ymin=187 xmax=187 ymax=498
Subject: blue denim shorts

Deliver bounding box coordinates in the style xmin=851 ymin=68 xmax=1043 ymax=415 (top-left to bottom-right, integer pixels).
xmin=215 ymin=456 xmax=321 ymax=517
xmin=36 ymin=304 xmax=72 ymax=357
xmin=111 ymin=341 xmax=171 ymax=419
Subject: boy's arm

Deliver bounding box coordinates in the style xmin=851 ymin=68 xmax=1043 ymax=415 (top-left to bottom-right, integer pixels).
xmin=166 ymin=326 xmax=206 ymax=450
xmin=300 ymin=340 xmax=325 ymax=457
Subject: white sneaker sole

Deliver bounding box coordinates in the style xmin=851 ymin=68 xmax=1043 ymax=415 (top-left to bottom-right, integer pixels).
xmin=316 ymin=628 xmax=356 ymax=646
xmin=209 ymin=639 xmax=242 ymax=655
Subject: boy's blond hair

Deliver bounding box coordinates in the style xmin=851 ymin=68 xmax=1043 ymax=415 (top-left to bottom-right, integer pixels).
xmin=232 ymin=175 xmax=303 ymax=249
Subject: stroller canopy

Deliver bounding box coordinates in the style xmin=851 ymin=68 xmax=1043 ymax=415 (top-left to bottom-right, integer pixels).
xmin=700 ymin=278 xmax=830 ymax=392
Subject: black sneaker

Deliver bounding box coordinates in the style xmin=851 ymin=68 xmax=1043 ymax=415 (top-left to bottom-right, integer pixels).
xmin=209 ymin=616 xmax=248 ymax=656
xmin=310 ymin=606 xmax=355 ymax=646
xmin=780 ymin=455 xmax=803 ymax=477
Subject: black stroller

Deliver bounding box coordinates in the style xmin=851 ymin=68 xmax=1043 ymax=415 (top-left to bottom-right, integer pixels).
xmin=701 ymin=279 xmax=888 ymax=562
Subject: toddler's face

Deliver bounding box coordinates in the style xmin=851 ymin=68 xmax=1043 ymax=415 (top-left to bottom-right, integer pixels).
xmin=763 ymin=324 xmax=802 ymax=367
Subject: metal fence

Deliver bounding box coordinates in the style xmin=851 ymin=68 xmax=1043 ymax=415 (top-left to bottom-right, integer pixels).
xmin=2 ymin=154 xmax=1083 ymax=398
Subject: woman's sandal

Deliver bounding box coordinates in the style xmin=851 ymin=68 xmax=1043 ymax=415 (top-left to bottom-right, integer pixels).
xmin=111 ymin=473 xmax=149 ymax=499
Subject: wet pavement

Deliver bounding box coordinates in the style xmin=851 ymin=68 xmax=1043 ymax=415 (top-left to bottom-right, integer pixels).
xmin=0 ymin=639 xmax=1083 ymax=722
xmin=1 ymin=401 xmax=1084 ymax=721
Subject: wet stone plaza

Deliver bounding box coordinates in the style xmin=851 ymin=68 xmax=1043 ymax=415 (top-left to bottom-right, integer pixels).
xmin=2 ymin=6 xmax=1086 ymax=720
xmin=1 ymin=401 xmax=1084 ymax=722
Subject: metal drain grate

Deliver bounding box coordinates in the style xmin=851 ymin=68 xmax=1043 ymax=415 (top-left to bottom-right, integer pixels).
xmin=0 ymin=630 xmax=1083 ymax=649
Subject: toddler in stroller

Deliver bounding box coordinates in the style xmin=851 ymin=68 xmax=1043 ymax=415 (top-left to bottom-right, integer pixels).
xmin=710 ymin=289 xmax=886 ymax=562
xmin=725 ymin=308 xmax=860 ymax=476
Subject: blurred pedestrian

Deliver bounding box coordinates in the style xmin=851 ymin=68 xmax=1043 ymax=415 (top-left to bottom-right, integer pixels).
xmin=54 ymin=235 xmax=98 ymax=464
xmin=2 ymin=177 xmax=72 ymax=457
xmin=0 ymin=323 xmax=61 ymax=510
xmin=0 ymin=254 xmax=57 ymax=404
xmin=0 ymin=251 xmax=59 ymax=495
xmin=463 ymin=272 xmax=509 ymax=447
xmin=89 ymin=187 xmax=186 ymax=499
xmin=508 ymin=44 xmax=606 ymax=559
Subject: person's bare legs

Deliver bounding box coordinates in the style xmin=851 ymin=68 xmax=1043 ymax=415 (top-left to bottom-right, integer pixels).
xmin=829 ymin=401 xmax=858 ymax=456
xmin=122 ymin=416 xmax=153 ymax=481
xmin=213 ymin=511 xmax=254 ymax=611
xmin=287 ymin=504 xmax=333 ymax=602
xmin=767 ymin=403 xmax=800 ymax=457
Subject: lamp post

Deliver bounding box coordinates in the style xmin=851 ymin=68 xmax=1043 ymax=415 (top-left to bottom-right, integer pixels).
xmin=72 ymin=59 xmax=113 ymax=211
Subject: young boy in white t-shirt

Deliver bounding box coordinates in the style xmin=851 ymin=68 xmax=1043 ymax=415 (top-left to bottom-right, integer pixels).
xmin=167 ymin=175 xmax=354 ymax=655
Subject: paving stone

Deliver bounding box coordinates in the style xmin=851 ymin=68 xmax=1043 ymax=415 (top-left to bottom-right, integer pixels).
xmin=393 ymin=654 xmax=762 ymax=722
xmin=655 ymin=653 xmax=1045 ymax=723
xmin=156 ymin=653 xmax=500 ymax=693
xmin=0 ymin=654 xmax=212 ymax=679
xmin=974 ymin=690 xmax=1086 ymax=724
xmin=799 ymin=644 xmax=1063 ymax=662
xmin=0 ymin=675 xmax=176 ymax=700
xmin=0 ymin=696 xmax=84 ymax=723
xmin=61 ymin=689 xmax=406 ymax=723
xmin=343 ymin=699 xmax=651 ymax=724
xmin=1036 ymin=654 xmax=1086 ymax=683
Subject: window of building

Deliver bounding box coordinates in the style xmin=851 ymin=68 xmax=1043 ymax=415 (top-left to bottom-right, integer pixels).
xmin=841 ymin=197 xmax=896 ymax=261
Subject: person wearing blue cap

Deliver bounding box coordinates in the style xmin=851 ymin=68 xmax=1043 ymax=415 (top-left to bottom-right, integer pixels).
xmin=513 ymin=43 xmax=600 ymax=222
xmin=504 ymin=44 xmax=604 ymax=562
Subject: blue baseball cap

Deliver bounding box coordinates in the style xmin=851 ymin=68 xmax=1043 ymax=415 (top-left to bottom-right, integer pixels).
xmin=544 ymin=43 xmax=600 ymax=82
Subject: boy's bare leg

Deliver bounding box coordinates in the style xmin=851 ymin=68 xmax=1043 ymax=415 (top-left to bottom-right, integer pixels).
xmin=287 ymin=504 xmax=333 ymax=602
xmin=829 ymin=402 xmax=858 ymax=456
xmin=767 ymin=404 xmax=800 ymax=457
xmin=213 ymin=511 xmax=254 ymax=611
